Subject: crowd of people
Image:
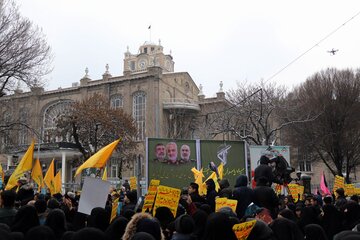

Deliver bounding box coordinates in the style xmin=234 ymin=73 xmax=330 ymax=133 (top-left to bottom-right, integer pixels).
xmin=1 ymin=169 xmax=360 ymax=240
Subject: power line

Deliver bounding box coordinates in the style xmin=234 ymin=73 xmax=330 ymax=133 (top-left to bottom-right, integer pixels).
xmin=265 ymin=9 xmax=360 ymax=84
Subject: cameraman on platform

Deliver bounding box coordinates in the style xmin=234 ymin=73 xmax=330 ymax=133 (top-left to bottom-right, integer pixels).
xmin=254 ymin=155 xmax=283 ymax=187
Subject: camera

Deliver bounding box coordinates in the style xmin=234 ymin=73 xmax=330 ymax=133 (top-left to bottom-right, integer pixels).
xmin=271 ymin=155 xmax=295 ymax=185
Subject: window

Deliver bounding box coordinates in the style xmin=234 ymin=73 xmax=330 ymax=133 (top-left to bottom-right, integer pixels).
xmin=129 ymin=61 xmax=135 ymax=71
xmin=133 ymin=91 xmax=146 ymax=141
xmin=111 ymin=165 xmax=118 ymax=178
xmin=18 ymin=108 xmax=28 ymax=145
xmin=2 ymin=111 xmax=11 ymax=145
xmin=298 ymin=148 xmax=312 ymax=172
xmin=43 ymin=100 xmax=73 ymax=143
xmin=144 ymin=47 xmax=147 ymax=54
xmin=110 ymin=95 xmax=123 ymax=109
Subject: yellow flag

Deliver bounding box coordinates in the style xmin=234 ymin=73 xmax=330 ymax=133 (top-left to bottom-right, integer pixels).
xmin=102 ymin=168 xmax=107 ymax=181
xmin=0 ymin=163 xmax=4 ymax=182
xmin=5 ymin=140 xmax=35 ymax=190
xmin=110 ymin=197 xmax=119 ymax=223
xmin=31 ymin=158 xmax=44 ymax=191
xmin=191 ymin=167 xmax=204 ymax=195
xmin=54 ymin=170 xmax=62 ymax=194
xmin=218 ymin=163 xmax=224 ymax=180
xmin=44 ymin=159 xmax=55 ymax=195
xmin=75 ymin=139 xmax=121 ymax=177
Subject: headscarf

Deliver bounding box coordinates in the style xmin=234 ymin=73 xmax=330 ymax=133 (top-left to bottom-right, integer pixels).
xmin=87 ymin=207 xmax=110 ymax=232
xmin=201 ymin=212 xmax=237 ymax=240
xmin=45 ymin=209 xmax=67 ymax=240
xmin=304 ymin=224 xmax=328 ymax=240
xmin=11 ymin=205 xmax=40 ymax=234
xmin=25 ymin=225 xmax=55 ymax=240
xmin=105 ymin=216 xmax=128 ymax=240
xmin=269 ymin=217 xmax=303 ymax=240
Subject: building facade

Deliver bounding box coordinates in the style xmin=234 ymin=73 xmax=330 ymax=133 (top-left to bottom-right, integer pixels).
xmin=0 ymin=41 xmax=227 ymax=189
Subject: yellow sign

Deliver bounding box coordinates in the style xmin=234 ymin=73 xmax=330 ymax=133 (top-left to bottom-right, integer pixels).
xmin=215 ymin=197 xmax=238 ymax=213
xmin=130 ymin=176 xmax=137 ymax=190
xmin=142 ymin=179 xmax=160 ymax=213
xmin=233 ymin=220 xmax=257 ymax=240
xmin=153 ymin=185 xmax=181 ymax=217
xmin=110 ymin=198 xmax=119 ymax=223
xmin=344 ymin=184 xmax=355 ymax=196
xmin=333 ymin=175 xmax=345 ymax=192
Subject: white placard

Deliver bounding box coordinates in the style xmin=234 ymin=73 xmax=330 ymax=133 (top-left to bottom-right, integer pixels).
xmin=249 ymin=146 xmax=290 ymax=171
xmin=78 ymin=177 xmax=111 ymax=215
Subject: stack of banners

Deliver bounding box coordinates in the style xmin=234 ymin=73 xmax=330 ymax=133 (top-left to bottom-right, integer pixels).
xmin=130 ymin=176 xmax=137 ymax=190
xmin=232 ymin=219 xmax=257 ymax=240
xmin=333 ymin=175 xmax=345 ymax=192
xmin=215 ymin=197 xmax=238 ymax=213
xmin=110 ymin=198 xmax=119 ymax=223
xmin=345 ymin=184 xmax=355 ymax=196
xmin=153 ymin=185 xmax=181 ymax=217
xmin=142 ymin=179 xmax=160 ymax=213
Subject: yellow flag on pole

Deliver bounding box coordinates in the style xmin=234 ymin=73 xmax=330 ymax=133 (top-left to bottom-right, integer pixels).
xmin=218 ymin=163 xmax=224 ymax=180
xmin=31 ymin=158 xmax=44 ymax=191
xmin=102 ymin=168 xmax=107 ymax=181
xmin=54 ymin=170 xmax=62 ymax=194
xmin=191 ymin=167 xmax=204 ymax=195
xmin=44 ymin=159 xmax=55 ymax=195
xmin=5 ymin=140 xmax=35 ymax=190
xmin=75 ymin=139 xmax=121 ymax=177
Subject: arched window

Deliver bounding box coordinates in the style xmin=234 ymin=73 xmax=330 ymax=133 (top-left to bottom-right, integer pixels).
xmin=110 ymin=95 xmax=123 ymax=109
xmin=43 ymin=100 xmax=73 ymax=143
xmin=132 ymin=91 xmax=146 ymax=141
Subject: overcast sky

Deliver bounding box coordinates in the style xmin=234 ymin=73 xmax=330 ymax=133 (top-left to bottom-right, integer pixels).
xmin=17 ymin=0 xmax=360 ymax=97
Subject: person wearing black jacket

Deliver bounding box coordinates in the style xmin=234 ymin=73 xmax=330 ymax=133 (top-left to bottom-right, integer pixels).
xmin=253 ymin=177 xmax=279 ymax=219
xmin=231 ymin=175 xmax=253 ymax=219
xmin=205 ymin=179 xmax=217 ymax=212
xmin=188 ymin=183 xmax=204 ymax=204
xmin=254 ymin=156 xmax=281 ymax=187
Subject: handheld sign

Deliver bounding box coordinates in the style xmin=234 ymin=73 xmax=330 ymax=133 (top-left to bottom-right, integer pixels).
xmin=233 ymin=220 xmax=257 ymax=240
xmin=153 ymin=185 xmax=181 ymax=217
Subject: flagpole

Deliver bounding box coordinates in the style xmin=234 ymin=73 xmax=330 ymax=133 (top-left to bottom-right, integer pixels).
xmin=148 ymin=25 xmax=152 ymax=42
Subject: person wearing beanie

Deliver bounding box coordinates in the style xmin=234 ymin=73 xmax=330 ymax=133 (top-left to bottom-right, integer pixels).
xmin=71 ymin=227 xmax=107 ymax=240
xmin=25 ymin=225 xmax=55 ymax=240
xmin=105 ymin=216 xmax=128 ymax=240
xmin=201 ymin=212 xmax=237 ymax=240
xmin=122 ymin=212 xmax=165 ymax=240
xmin=87 ymin=207 xmax=110 ymax=232
xmin=171 ymin=214 xmax=196 ymax=240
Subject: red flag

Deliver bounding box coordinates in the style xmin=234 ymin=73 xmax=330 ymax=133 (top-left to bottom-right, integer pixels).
xmin=320 ymin=171 xmax=331 ymax=195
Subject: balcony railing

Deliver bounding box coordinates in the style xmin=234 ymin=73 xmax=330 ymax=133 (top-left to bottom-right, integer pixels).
xmin=162 ymin=98 xmax=200 ymax=111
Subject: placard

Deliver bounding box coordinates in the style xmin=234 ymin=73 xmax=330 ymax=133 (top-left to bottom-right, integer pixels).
xmin=78 ymin=177 xmax=111 ymax=215
xmin=153 ymin=185 xmax=181 ymax=217
xmin=233 ymin=220 xmax=257 ymax=240
xmin=215 ymin=197 xmax=238 ymax=213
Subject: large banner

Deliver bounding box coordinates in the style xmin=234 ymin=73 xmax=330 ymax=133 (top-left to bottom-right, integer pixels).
xmin=200 ymin=140 xmax=246 ymax=188
xmin=147 ymin=138 xmax=198 ymax=189
xmin=249 ymin=146 xmax=290 ymax=171
xmin=146 ymin=138 xmax=246 ymax=189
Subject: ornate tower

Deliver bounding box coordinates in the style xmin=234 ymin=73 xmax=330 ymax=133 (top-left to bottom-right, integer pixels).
xmin=123 ymin=40 xmax=174 ymax=74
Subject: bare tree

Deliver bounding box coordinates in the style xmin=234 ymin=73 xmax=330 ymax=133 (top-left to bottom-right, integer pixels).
xmin=56 ymin=93 xmax=138 ymax=161
xmin=0 ymin=0 xmax=52 ymax=97
xmin=284 ymin=68 xmax=360 ymax=183
xmin=202 ymin=81 xmax=287 ymax=145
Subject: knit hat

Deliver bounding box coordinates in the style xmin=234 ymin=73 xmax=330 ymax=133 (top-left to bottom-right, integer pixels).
xmin=175 ymin=214 xmax=195 ymax=234
xmin=136 ymin=218 xmax=162 ymax=240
